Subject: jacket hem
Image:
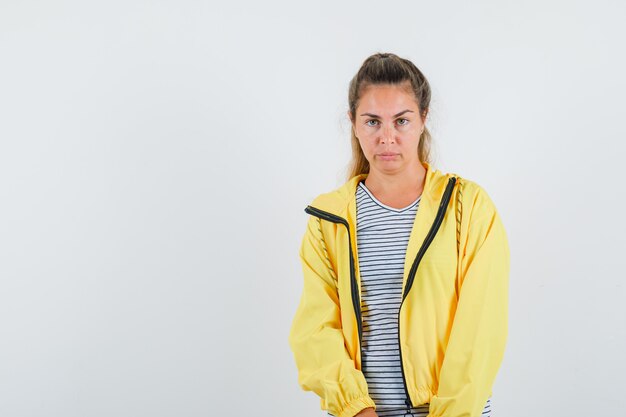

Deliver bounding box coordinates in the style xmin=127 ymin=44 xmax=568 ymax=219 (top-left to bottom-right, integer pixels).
xmin=415 ymin=385 xmax=436 ymax=401
xmin=332 ymin=395 xmax=376 ymax=417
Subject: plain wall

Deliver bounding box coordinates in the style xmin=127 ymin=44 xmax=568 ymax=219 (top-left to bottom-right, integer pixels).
xmin=1 ymin=1 xmax=624 ymax=416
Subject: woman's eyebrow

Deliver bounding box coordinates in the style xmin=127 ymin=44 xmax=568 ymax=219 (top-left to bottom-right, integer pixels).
xmin=360 ymin=109 xmax=414 ymax=118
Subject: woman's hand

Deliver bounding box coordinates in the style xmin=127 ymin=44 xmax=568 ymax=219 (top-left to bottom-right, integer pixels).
xmin=354 ymin=407 xmax=378 ymax=417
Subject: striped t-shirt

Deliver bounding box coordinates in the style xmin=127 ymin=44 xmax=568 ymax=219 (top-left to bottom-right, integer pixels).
xmin=326 ymin=180 xmax=492 ymax=416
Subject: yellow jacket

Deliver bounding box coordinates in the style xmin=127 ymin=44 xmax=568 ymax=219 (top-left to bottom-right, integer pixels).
xmin=288 ymin=162 xmax=510 ymax=417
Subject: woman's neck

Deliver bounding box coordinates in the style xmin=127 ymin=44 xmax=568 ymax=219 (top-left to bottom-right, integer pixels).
xmin=364 ymin=162 xmax=426 ymax=208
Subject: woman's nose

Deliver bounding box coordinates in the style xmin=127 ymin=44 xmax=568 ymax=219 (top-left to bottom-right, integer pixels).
xmin=380 ymin=123 xmax=395 ymax=143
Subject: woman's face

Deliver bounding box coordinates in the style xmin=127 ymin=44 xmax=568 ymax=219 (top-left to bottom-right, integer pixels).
xmin=350 ymin=83 xmax=426 ymax=176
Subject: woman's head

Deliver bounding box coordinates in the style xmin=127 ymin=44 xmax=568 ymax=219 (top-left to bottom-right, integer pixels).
xmin=346 ymin=52 xmax=432 ymax=179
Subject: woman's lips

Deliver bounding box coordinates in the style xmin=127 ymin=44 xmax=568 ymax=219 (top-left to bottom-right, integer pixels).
xmin=378 ymin=153 xmax=399 ymax=160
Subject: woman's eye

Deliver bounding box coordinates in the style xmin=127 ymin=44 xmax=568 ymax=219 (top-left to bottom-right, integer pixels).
xmin=366 ymin=120 xmax=379 ymax=127
xmin=397 ymin=118 xmax=409 ymax=125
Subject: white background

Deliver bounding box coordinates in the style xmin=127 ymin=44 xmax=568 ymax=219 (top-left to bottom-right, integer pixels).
xmin=1 ymin=1 xmax=625 ymax=416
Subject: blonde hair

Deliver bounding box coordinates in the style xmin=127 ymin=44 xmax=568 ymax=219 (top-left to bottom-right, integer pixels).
xmin=346 ymin=52 xmax=433 ymax=180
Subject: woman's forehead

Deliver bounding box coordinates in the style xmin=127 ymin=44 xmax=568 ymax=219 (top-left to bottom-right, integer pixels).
xmin=357 ymin=85 xmax=419 ymax=113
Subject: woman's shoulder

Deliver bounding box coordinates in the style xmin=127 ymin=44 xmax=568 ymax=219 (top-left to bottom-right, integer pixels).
xmin=305 ymin=174 xmax=366 ymax=216
xmin=448 ymin=169 xmax=501 ymax=215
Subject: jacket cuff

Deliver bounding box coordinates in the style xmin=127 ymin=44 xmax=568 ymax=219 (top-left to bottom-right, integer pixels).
xmin=336 ymin=396 xmax=376 ymax=417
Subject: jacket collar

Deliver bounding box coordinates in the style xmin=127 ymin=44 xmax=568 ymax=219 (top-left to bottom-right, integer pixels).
xmin=307 ymin=161 xmax=455 ymax=218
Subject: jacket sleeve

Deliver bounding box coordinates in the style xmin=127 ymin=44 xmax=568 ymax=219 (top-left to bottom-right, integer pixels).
xmin=288 ymin=215 xmax=376 ymax=417
xmin=428 ymin=185 xmax=510 ymax=417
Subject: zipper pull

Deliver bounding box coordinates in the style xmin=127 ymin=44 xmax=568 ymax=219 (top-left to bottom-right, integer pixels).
xmin=404 ymin=398 xmax=412 ymax=416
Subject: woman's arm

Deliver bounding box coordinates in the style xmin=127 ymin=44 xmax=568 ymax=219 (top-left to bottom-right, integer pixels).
xmin=288 ymin=215 xmax=376 ymax=417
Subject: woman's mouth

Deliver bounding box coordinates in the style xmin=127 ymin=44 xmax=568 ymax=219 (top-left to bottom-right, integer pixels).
xmin=378 ymin=153 xmax=399 ymax=160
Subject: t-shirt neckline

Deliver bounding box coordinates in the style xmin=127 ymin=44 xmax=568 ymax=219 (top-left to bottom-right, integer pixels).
xmin=358 ymin=180 xmax=421 ymax=213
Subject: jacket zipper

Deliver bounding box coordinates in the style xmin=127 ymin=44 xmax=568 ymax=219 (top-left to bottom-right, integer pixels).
xmin=304 ymin=176 xmax=457 ymax=416
xmin=398 ymin=176 xmax=457 ymax=416
xmin=303 ymin=206 xmax=363 ymax=349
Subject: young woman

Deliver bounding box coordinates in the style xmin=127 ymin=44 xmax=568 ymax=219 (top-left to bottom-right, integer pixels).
xmin=288 ymin=53 xmax=510 ymax=417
